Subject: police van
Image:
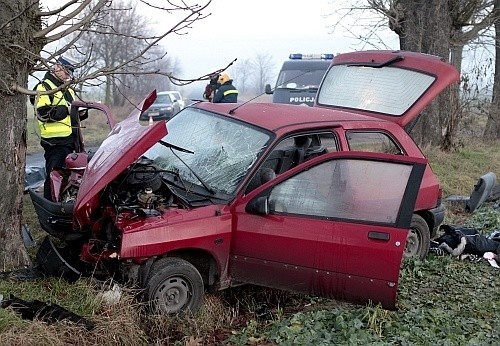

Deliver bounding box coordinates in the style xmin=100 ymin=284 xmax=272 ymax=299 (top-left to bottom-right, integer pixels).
xmin=265 ymin=53 xmax=334 ymax=106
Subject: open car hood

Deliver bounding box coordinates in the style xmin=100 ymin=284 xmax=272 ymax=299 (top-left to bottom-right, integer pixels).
xmin=74 ymin=91 xmax=167 ymax=216
xmin=315 ymin=50 xmax=460 ymax=128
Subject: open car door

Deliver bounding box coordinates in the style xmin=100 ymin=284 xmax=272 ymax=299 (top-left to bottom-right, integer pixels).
xmin=231 ymin=151 xmax=427 ymax=310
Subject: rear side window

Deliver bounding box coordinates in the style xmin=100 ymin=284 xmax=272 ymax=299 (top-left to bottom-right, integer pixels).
xmin=347 ymin=131 xmax=402 ymax=155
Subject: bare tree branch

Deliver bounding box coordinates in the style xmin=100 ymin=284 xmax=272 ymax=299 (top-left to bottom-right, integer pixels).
xmin=37 ymin=0 xmax=80 ymax=16
xmin=6 ymin=0 xmax=231 ymax=99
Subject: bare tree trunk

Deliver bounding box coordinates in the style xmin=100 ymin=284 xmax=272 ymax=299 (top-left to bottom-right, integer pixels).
xmin=441 ymin=41 xmax=464 ymax=151
xmin=397 ymin=0 xmax=452 ymax=147
xmin=0 ymin=0 xmax=41 ymax=269
xmin=484 ymin=0 xmax=500 ymax=140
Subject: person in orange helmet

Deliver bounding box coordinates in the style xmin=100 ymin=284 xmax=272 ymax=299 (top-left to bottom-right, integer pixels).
xmin=212 ymin=72 xmax=238 ymax=103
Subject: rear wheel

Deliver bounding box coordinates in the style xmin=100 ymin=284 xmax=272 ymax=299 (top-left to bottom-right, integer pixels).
xmin=144 ymin=257 xmax=204 ymax=315
xmin=404 ymin=214 xmax=430 ymax=259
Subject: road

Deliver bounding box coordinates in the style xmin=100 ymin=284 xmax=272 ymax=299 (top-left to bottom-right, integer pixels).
xmin=27 ymin=151 xmax=44 ymax=167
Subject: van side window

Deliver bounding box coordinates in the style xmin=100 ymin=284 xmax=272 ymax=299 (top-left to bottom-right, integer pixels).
xmin=346 ymin=131 xmax=402 ymax=155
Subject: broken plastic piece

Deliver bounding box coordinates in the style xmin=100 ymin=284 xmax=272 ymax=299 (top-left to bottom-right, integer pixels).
xmin=1 ymin=294 xmax=94 ymax=330
xmin=466 ymin=172 xmax=497 ymax=213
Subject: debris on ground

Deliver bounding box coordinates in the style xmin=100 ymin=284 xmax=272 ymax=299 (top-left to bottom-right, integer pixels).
xmin=0 ymin=294 xmax=94 ymax=330
xmin=444 ymin=172 xmax=497 ymax=213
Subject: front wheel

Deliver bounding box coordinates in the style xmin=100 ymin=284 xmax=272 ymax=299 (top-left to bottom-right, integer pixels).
xmin=404 ymin=214 xmax=430 ymax=259
xmin=144 ymin=257 xmax=204 ymax=315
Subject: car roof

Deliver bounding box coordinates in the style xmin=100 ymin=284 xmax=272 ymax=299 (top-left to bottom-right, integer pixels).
xmin=193 ymin=102 xmax=395 ymax=133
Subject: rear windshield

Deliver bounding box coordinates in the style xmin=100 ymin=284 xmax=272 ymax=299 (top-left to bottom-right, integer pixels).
xmin=317 ymin=65 xmax=435 ymax=116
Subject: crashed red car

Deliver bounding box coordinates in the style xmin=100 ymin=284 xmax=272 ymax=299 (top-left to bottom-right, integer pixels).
xmin=29 ymin=51 xmax=457 ymax=315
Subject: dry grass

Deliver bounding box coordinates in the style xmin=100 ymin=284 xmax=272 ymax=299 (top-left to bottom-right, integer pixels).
xmin=423 ymin=139 xmax=500 ymax=196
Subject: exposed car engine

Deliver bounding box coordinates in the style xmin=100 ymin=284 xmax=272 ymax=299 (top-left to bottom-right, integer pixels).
xmin=105 ymin=158 xmax=182 ymax=213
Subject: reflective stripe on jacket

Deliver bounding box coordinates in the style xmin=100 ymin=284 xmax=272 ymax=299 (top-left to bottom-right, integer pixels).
xmin=36 ymin=79 xmax=75 ymax=138
xmin=213 ymin=81 xmax=238 ymax=103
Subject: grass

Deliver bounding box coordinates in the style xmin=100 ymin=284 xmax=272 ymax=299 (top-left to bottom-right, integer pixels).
xmin=10 ymin=123 xmax=500 ymax=344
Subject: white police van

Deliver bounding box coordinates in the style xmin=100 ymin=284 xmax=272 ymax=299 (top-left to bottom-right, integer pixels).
xmin=265 ymin=53 xmax=334 ymax=106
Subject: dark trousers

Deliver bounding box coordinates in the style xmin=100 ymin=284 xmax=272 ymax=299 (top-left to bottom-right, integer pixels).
xmin=43 ymin=145 xmax=74 ymax=200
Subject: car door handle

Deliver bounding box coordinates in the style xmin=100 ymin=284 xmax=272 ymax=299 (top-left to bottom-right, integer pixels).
xmin=368 ymin=231 xmax=390 ymax=241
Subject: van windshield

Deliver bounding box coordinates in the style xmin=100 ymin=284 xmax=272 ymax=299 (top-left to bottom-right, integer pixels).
xmin=276 ymin=69 xmax=326 ymax=89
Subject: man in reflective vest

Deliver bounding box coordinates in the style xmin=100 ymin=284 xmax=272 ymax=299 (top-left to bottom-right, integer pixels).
xmin=212 ymin=73 xmax=238 ymax=103
xmin=35 ymin=56 xmax=79 ymax=200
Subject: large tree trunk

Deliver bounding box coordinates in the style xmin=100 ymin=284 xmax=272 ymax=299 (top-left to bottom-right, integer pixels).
xmin=0 ymin=1 xmax=42 ymax=269
xmin=397 ymin=0 xmax=453 ymax=147
xmin=484 ymin=0 xmax=500 ymax=140
xmin=441 ymin=41 xmax=463 ymax=151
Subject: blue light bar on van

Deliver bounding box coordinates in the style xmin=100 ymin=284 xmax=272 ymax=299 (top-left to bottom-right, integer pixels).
xmin=289 ymin=53 xmax=334 ymax=60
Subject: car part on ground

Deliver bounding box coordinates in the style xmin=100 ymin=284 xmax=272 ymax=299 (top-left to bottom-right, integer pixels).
xmin=444 ymin=172 xmax=497 ymax=213
xmin=25 ymin=166 xmax=46 ymax=192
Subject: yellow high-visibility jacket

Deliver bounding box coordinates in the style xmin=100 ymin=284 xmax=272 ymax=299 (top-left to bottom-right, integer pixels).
xmin=36 ymin=79 xmax=75 ymax=139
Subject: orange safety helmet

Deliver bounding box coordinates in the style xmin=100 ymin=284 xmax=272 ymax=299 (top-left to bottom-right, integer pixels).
xmin=218 ymin=73 xmax=231 ymax=84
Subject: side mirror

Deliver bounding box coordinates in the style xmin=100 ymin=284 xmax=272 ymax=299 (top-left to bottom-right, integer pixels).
xmin=265 ymin=84 xmax=273 ymax=95
xmin=246 ymin=196 xmax=269 ymax=215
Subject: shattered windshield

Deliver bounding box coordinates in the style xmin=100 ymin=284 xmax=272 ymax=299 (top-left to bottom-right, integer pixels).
xmin=144 ymin=108 xmax=271 ymax=195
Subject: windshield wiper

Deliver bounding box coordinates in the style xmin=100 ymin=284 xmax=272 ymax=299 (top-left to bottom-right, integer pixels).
xmin=159 ymin=140 xmax=194 ymax=154
xmin=159 ymin=140 xmax=216 ymax=195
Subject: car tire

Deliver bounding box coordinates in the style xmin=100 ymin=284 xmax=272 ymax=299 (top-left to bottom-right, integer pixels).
xmin=144 ymin=257 xmax=204 ymax=315
xmin=404 ymin=214 xmax=430 ymax=259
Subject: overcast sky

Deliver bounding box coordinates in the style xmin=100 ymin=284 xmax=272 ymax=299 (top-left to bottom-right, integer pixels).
xmin=40 ymin=0 xmax=399 ymax=94
xmin=157 ymin=0 xmax=351 ymax=78
xmin=145 ymin=0 xmax=400 ymax=94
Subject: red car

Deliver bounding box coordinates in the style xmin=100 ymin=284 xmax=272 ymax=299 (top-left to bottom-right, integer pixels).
xmin=29 ymin=51 xmax=458 ymax=315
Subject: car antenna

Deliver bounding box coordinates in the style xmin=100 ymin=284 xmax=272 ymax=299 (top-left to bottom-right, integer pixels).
xmin=229 ymin=70 xmax=314 ymax=115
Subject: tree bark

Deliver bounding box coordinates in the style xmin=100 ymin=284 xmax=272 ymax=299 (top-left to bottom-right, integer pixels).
xmin=484 ymin=0 xmax=500 ymax=140
xmin=0 ymin=0 xmax=42 ymax=269
xmin=441 ymin=41 xmax=463 ymax=151
xmin=397 ymin=0 xmax=453 ymax=146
